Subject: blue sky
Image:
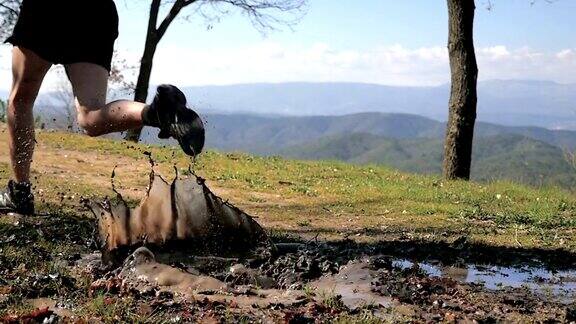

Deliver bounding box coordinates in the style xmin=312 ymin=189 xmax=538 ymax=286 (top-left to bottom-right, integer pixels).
xmin=117 ymin=0 xmax=575 ymax=52
xmin=1 ymin=0 xmax=575 ymax=90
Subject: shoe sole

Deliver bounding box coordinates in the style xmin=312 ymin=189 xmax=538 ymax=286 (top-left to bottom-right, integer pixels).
xmin=155 ymin=85 xmax=205 ymax=156
xmin=173 ymin=108 xmax=205 ymax=157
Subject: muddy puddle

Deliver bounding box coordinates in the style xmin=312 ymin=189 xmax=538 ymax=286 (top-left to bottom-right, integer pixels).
xmin=84 ymin=170 xmax=576 ymax=308
xmin=6 ymin=237 xmax=576 ymax=322
xmin=310 ymin=259 xmax=392 ymax=310
xmin=393 ymin=259 xmax=576 ymax=303
xmin=73 ymin=244 xmax=576 ymax=318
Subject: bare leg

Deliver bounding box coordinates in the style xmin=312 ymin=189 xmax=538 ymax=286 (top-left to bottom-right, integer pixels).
xmin=9 ymin=47 xmax=51 ymax=183
xmin=65 ymin=62 xmax=145 ymax=137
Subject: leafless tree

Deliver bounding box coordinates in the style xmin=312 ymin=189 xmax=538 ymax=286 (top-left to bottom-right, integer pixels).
xmin=124 ymin=0 xmax=307 ymax=142
xmin=109 ymin=51 xmax=137 ymax=95
xmin=51 ymin=68 xmax=78 ymax=132
xmin=0 ymin=0 xmax=20 ymax=40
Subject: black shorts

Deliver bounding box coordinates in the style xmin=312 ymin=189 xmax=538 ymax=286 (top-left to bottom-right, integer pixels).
xmin=5 ymin=0 xmax=119 ymax=71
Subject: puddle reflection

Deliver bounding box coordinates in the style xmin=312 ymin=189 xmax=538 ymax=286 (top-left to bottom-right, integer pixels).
xmin=393 ymin=259 xmax=576 ymax=303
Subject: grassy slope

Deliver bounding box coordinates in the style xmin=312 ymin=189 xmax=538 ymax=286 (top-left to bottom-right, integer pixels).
xmin=281 ymin=132 xmax=576 ymax=189
xmin=1 ymin=127 xmax=575 ymax=252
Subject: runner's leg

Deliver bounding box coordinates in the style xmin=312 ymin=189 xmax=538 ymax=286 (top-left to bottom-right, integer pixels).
xmin=8 ymin=47 xmax=51 ymax=183
xmin=65 ymin=62 xmax=145 ymax=137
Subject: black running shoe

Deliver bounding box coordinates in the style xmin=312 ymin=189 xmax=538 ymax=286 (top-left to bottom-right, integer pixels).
xmin=0 ymin=180 xmax=35 ymax=215
xmin=146 ymin=85 xmax=205 ymax=157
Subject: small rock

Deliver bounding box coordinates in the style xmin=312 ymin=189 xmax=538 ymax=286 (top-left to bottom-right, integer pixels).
xmin=443 ymin=301 xmax=461 ymax=311
xmin=42 ymin=315 xmax=57 ymax=324
xmin=566 ymin=304 xmax=576 ymax=322
xmin=156 ymin=290 xmax=174 ymax=300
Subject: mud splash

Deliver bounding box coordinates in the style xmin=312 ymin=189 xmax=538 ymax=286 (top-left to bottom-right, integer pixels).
xmin=87 ymin=171 xmax=273 ymax=265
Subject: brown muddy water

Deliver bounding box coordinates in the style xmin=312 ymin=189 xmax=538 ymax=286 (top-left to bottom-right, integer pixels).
xmin=71 ymin=239 xmax=576 ymax=322
xmin=5 ymin=236 xmax=576 ymax=322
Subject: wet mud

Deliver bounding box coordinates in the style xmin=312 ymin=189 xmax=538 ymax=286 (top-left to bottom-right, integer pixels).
xmin=71 ymin=239 xmax=575 ymax=323
xmin=3 ymin=227 xmax=576 ymax=322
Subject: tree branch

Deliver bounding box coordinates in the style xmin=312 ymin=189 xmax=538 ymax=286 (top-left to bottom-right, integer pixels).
xmin=157 ymin=0 xmax=196 ymax=39
xmin=199 ymin=0 xmax=306 ymax=32
xmin=0 ymin=0 xmax=21 ymax=39
xmin=0 ymin=2 xmax=18 ymax=15
xmin=147 ymin=0 xmax=162 ymax=40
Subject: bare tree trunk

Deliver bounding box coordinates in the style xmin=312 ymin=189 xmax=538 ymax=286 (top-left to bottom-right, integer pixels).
xmin=442 ymin=0 xmax=478 ymax=180
xmin=124 ymin=0 xmax=187 ymax=142
xmin=124 ymin=0 xmax=162 ymax=142
xmin=123 ymin=40 xmax=158 ymax=142
xmin=134 ymin=45 xmax=157 ymax=103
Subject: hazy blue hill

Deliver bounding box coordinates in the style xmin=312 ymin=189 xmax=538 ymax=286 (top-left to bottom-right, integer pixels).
xmin=475 ymin=122 xmax=576 ymax=150
xmin=280 ymin=132 xmax=387 ymax=161
xmin=9 ymin=79 xmax=576 ymax=129
xmin=202 ymin=112 xmax=445 ymax=154
xmin=178 ymin=80 xmax=576 ymax=129
xmin=197 ymin=112 xmax=576 ymax=155
xmin=181 ymin=82 xmax=443 ymax=117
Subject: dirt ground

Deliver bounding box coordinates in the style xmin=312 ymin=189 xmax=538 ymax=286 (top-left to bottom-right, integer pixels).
xmin=1 ymin=211 xmax=575 ymax=323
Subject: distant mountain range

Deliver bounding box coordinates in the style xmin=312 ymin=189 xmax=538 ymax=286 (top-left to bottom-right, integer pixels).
xmin=2 ymin=79 xmax=575 ymax=130
xmin=176 ymin=80 xmax=576 ymax=130
xmin=194 ymin=112 xmax=576 ymax=154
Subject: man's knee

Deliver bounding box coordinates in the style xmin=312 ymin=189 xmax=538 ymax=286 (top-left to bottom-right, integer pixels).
xmin=77 ymin=110 xmax=102 ymax=137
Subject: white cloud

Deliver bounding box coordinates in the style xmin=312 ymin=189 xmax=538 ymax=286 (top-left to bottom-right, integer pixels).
xmin=148 ymin=43 xmax=576 ymax=87
xmin=1 ymin=43 xmax=575 ymax=93
xmin=479 ymin=45 xmax=511 ymax=60
xmin=147 ymin=42 xmax=451 ymax=87
xmin=477 ymin=47 xmax=575 ymax=83
xmin=557 ymin=49 xmax=575 ymax=60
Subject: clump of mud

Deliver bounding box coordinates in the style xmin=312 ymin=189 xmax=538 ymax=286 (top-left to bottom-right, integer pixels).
xmin=257 ymin=243 xmax=340 ymax=288
xmin=87 ymin=171 xmax=273 ymax=265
